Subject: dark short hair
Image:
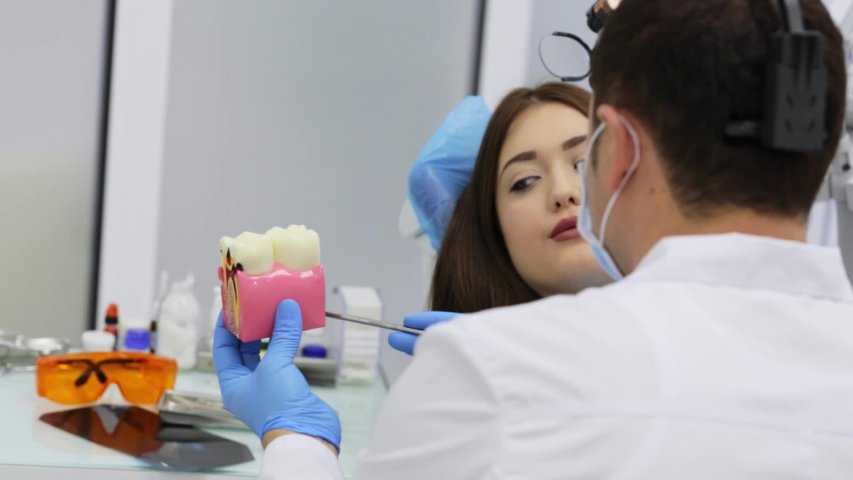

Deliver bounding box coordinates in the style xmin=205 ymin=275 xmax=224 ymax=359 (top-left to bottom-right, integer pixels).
xmin=590 ymin=0 xmax=846 ymax=218
xmin=430 ymin=82 xmax=591 ymax=312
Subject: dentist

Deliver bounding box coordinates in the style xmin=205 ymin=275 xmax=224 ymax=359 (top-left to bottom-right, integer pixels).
xmin=214 ymin=0 xmax=853 ymax=478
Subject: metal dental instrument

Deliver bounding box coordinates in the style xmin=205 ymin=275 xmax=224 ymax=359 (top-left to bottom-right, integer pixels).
xmin=0 ymin=334 xmax=69 ymax=375
xmin=158 ymin=390 xmax=246 ymax=429
xmin=325 ymin=311 xmax=422 ymax=335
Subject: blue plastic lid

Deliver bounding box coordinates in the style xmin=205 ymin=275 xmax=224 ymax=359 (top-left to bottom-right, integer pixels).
xmin=301 ymin=343 xmax=328 ymax=359
xmin=124 ymin=328 xmax=151 ymax=351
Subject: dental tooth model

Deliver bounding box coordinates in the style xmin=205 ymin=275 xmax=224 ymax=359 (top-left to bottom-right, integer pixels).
xmin=218 ymin=225 xmax=325 ymax=342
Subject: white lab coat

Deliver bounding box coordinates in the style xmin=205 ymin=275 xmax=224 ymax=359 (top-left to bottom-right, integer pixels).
xmin=262 ymin=233 xmax=853 ymax=479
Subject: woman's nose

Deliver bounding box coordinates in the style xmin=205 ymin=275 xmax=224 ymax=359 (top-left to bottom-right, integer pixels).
xmin=551 ymin=177 xmax=581 ymax=211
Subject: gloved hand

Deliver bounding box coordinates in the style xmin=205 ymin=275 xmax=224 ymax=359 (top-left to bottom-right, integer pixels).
xmin=214 ymin=299 xmax=341 ymax=450
xmin=387 ymin=311 xmax=458 ymax=355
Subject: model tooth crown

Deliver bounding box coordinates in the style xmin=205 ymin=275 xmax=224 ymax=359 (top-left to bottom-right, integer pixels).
xmin=220 ymin=225 xmax=321 ymax=274
xmin=266 ymin=225 xmax=321 ymax=270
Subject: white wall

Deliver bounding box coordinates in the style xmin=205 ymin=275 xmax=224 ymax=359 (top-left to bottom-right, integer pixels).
xmin=525 ymin=0 xmax=597 ymax=89
xmin=0 ymin=0 xmax=109 ymax=340
xmin=478 ymin=0 xmax=595 ymax=110
xmin=97 ymin=0 xmax=173 ymax=331
xmin=827 ymin=0 xmax=853 ymax=32
xmin=152 ymin=1 xmax=480 ymax=382
xmin=478 ymin=1 xmax=534 ymax=108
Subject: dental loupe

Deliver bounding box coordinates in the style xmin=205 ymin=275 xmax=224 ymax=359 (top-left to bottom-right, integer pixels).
xmin=538 ymin=31 xmax=593 ymax=83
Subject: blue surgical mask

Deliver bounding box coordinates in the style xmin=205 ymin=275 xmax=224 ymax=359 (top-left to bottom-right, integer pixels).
xmin=577 ymin=116 xmax=642 ymax=280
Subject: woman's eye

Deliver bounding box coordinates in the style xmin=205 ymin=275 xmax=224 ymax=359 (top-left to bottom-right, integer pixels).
xmin=510 ymin=176 xmax=539 ymax=192
xmin=568 ymin=156 xmax=582 ymax=172
xmin=572 ymin=158 xmax=586 ymax=172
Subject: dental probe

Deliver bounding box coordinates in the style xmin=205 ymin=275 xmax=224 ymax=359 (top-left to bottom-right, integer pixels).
xmin=325 ymin=311 xmax=422 ymax=335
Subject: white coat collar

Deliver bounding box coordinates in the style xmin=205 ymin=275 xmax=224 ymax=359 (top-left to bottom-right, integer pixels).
xmin=627 ymin=233 xmax=853 ymax=302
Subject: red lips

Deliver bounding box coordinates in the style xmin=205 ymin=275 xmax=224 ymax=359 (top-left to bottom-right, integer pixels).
xmin=550 ymin=216 xmax=580 ymax=241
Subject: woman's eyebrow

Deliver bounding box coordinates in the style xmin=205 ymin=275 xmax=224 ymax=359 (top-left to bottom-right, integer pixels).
xmin=499 ymin=150 xmax=537 ymax=177
xmin=563 ymin=135 xmax=587 ymax=151
xmin=499 ymin=135 xmax=586 ymax=178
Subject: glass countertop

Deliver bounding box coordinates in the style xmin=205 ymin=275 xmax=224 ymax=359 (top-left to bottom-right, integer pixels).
xmin=0 ymin=369 xmax=385 ymax=478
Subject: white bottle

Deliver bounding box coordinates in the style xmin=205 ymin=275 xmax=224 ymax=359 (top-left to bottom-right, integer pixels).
xmin=198 ymin=286 xmax=221 ymax=355
xmin=157 ymin=274 xmax=201 ymax=369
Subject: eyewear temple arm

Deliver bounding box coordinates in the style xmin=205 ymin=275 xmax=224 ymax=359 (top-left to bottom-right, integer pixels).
xmin=58 ymin=358 xmax=142 ymax=387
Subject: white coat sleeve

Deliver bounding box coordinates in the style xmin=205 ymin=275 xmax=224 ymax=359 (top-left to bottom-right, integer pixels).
xmin=352 ymin=321 xmax=502 ymax=479
xmin=260 ymin=433 xmax=345 ymax=480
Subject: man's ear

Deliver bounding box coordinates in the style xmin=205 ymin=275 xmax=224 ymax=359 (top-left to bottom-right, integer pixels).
xmin=596 ymin=105 xmax=637 ymax=193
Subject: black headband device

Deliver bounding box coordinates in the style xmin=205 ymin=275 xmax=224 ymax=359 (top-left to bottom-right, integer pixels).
xmin=725 ymin=0 xmax=828 ymax=152
xmin=588 ymin=0 xmax=829 ymax=153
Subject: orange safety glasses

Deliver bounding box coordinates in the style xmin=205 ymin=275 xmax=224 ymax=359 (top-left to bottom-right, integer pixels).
xmin=37 ymin=352 xmax=177 ymax=405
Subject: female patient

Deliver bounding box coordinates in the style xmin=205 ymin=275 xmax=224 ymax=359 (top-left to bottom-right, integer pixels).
xmin=431 ymin=82 xmax=610 ymax=313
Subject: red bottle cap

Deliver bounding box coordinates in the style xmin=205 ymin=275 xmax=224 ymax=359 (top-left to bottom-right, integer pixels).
xmin=105 ymin=303 xmax=119 ymax=325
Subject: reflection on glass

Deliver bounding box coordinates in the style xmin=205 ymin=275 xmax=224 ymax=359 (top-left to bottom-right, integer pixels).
xmin=40 ymin=405 xmax=253 ymax=471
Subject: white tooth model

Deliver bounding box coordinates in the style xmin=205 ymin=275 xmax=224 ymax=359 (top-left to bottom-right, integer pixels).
xmin=228 ymin=232 xmax=274 ymax=275
xmin=218 ymin=225 xmax=326 ymax=342
xmin=266 ymin=225 xmax=321 ymax=270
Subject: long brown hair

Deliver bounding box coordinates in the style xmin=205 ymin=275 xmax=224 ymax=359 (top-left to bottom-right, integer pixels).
xmin=430 ymin=82 xmax=591 ymax=313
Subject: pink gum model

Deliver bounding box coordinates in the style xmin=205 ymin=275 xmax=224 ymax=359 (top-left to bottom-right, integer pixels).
xmin=218 ymin=264 xmax=326 ymax=342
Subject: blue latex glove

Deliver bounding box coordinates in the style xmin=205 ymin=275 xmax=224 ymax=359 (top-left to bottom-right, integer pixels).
xmin=387 ymin=311 xmax=458 ymax=355
xmin=214 ymin=299 xmax=341 ymax=450
xmin=408 ymin=96 xmax=491 ymax=250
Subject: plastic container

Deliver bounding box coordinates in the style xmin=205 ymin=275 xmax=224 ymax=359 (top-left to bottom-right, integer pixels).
xmin=123 ymin=328 xmax=151 ymax=352
xmin=157 ymin=274 xmax=201 ymax=369
xmin=82 ymin=330 xmax=116 ymax=352
xmin=149 ymin=319 xmax=158 ymax=353
xmin=301 ymin=343 xmax=328 ymax=358
xmin=198 ymin=286 xmax=221 ymax=356
xmin=103 ymin=303 xmax=119 ymax=351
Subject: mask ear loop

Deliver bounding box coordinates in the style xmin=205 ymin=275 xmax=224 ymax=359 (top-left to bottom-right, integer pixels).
xmin=597 ymin=116 xmax=642 ymax=244
xmin=537 ymin=32 xmax=593 ymax=82
xmin=578 ymin=122 xmax=607 ymax=242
